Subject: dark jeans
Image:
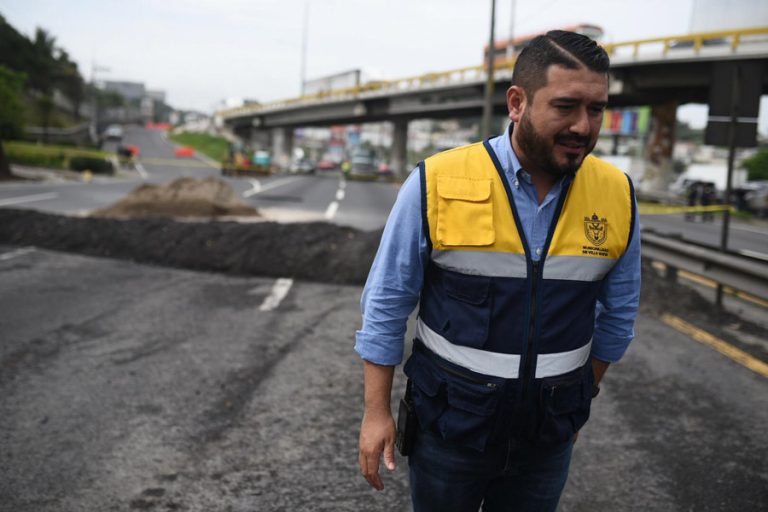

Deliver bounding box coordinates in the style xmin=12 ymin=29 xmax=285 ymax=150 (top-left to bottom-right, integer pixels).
xmin=409 ymin=427 xmax=574 ymax=512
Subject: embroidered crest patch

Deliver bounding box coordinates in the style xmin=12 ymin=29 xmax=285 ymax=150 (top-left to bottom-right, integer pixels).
xmin=584 ymin=213 xmax=608 ymax=247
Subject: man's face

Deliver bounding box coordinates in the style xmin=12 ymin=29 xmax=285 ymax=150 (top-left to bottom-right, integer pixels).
xmin=509 ymin=65 xmax=608 ymax=177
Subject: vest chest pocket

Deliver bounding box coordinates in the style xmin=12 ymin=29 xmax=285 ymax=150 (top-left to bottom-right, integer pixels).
xmin=436 ymin=177 xmax=495 ymax=247
xmin=441 ymin=270 xmax=491 ymax=349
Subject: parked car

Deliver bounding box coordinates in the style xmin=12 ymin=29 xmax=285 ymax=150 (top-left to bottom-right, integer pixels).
xmin=289 ymin=158 xmax=315 ymax=174
xmin=316 ymin=159 xmax=338 ymax=171
xmin=103 ymin=124 xmax=124 ymax=140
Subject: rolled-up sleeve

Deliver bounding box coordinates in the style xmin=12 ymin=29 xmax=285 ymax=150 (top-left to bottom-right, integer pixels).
xmin=591 ymin=194 xmax=642 ymax=363
xmin=354 ymin=169 xmax=427 ymax=366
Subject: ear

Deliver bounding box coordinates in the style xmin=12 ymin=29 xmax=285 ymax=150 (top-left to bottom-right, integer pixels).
xmin=506 ymin=85 xmax=526 ymax=123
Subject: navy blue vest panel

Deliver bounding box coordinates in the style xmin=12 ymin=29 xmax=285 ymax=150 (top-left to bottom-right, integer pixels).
xmin=420 ymin=265 xmax=529 ymax=354
xmin=537 ymin=279 xmax=601 ymax=354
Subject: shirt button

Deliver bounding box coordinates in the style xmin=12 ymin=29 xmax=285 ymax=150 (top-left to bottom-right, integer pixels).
xmin=536 ymin=248 xmax=542 ymax=256
xmin=514 ymin=180 xmax=519 ymax=188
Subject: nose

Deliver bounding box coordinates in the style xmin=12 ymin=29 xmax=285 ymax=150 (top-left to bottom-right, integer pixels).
xmin=570 ymin=108 xmax=590 ymax=136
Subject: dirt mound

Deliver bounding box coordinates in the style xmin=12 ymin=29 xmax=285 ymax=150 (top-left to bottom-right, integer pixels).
xmin=0 ymin=208 xmax=381 ymax=285
xmin=91 ymin=177 xmax=259 ymax=219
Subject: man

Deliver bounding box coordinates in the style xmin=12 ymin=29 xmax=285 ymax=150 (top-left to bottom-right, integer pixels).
xmin=356 ymin=30 xmax=640 ymax=512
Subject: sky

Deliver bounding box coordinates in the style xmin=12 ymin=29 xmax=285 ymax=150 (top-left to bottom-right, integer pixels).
xmin=1 ymin=0 xmax=767 ymax=133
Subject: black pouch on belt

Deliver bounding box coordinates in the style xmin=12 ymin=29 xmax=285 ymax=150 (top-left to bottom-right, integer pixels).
xmin=396 ymin=379 xmax=417 ymax=456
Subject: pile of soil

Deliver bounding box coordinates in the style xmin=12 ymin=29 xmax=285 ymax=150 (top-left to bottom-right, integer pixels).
xmin=0 ymin=208 xmax=381 ymax=285
xmin=1 ymin=206 xmax=765 ymax=352
xmin=91 ymin=177 xmax=259 ymax=219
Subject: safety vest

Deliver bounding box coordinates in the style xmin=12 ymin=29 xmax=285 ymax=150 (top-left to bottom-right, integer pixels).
xmin=404 ymin=139 xmax=636 ymax=451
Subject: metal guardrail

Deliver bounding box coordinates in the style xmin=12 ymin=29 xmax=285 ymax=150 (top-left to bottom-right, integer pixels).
xmin=218 ymin=26 xmax=768 ymax=120
xmin=641 ymin=231 xmax=768 ymax=302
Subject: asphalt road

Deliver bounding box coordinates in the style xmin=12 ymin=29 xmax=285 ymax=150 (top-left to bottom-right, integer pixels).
xmin=3 ymin=126 xmax=767 ymax=250
xmin=1 ymin=126 xmax=401 ymax=232
xmin=1 ymin=247 xmax=766 ymax=511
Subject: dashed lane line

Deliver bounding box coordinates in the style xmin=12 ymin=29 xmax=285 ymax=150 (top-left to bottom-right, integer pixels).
xmin=325 ymin=177 xmax=346 ymax=221
xmin=258 ymin=278 xmax=294 ymax=311
xmin=242 ymin=177 xmax=304 ymax=198
xmin=0 ymin=247 xmax=36 ymax=261
xmin=661 ymin=313 xmax=768 ymax=379
xmin=135 ymin=162 xmax=149 ymax=179
xmin=0 ymin=192 xmax=58 ymax=207
xmin=324 ymin=201 xmax=339 ymax=220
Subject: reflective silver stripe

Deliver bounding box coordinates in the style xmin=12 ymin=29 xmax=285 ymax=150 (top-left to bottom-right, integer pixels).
xmin=416 ymin=318 xmax=520 ymax=378
xmin=535 ymin=341 xmax=592 ymax=378
xmin=431 ymin=249 xmax=527 ymax=278
xmin=417 ymin=318 xmax=592 ymax=379
xmin=542 ymin=255 xmax=617 ymax=282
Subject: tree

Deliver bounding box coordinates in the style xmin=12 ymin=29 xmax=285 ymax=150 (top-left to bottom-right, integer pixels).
xmin=742 ymin=147 xmax=768 ymax=181
xmin=0 ymin=65 xmax=26 ymax=179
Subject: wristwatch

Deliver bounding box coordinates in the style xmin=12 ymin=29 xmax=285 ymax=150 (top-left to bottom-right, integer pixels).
xmin=591 ymin=384 xmax=600 ymax=398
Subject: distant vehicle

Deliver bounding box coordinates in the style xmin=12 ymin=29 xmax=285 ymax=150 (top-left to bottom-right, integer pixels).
xmin=103 ymin=124 xmax=124 ymax=140
xmin=290 ymin=158 xmax=315 ymax=174
xmin=377 ymin=162 xmax=394 ymax=178
xmin=744 ymin=181 xmax=768 ymax=217
xmin=316 ymin=159 xmax=338 ymax=171
xmin=349 ymin=148 xmax=377 ymax=179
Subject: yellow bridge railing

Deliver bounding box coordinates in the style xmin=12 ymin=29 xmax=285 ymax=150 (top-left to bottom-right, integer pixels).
xmin=218 ymin=26 xmax=768 ymax=120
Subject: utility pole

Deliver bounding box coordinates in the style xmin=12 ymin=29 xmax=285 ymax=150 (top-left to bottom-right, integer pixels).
xmin=506 ymin=0 xmax=517 ymax=62
xmin=300 ymin=1 xmax=309 ymax=97
xmin=89 ymin=62 xmax=109 ymax=144
xmin=481 ymin=0 xmax=497 ymax=139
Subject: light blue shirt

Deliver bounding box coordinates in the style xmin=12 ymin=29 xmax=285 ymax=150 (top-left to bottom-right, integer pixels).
xmin=355 ymin=128 xmax=641 ymax=366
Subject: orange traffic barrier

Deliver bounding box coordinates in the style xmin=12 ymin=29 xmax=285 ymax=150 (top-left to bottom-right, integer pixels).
xmin=146 ymin=122 xmax=172 ymax=130
xmin=175 ymin=146 xmax=195 ymax=158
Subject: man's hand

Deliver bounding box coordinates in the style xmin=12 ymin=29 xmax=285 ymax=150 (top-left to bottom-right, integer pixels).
xmin=359 ymin=408 xmax=397 ymax=490
xmin=359 ymin=360 xmax=397 ymax=491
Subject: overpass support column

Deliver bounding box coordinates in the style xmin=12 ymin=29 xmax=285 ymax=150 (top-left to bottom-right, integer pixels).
xmin=271 ymin=127 xmax=294 ymax=171
xmin=392 ymin=119 xmax=409 ymax=179
xmin=643 ymin=101 xmax=678 ymax=192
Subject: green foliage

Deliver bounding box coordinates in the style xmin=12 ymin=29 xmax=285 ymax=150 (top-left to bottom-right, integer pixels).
xmin=742 ymin=147 xmax=768 ymax=181
xmin=0 ymin=14 xmax=85 ymax=114
xmin=0 ymin=65 xmax=26 ymax=139
xmin=169 ymin=131 xmax=229 ymax=162
xmin=3 ymin=140 xmax=111 ymax=171
xmin=69 ymin=156 xmax=113 ymax=174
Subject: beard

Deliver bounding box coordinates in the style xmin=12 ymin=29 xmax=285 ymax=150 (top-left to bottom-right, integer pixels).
xmin=515 ymin=113 xmax=596 ymax=178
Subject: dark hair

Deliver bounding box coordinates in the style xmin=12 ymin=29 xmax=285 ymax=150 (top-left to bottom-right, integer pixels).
xmin=511 ymin=30 xmax=610 ymax=101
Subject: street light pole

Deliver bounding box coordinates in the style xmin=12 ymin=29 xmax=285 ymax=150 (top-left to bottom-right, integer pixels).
xmin=481 ymin=0 xmax=496 ymax=139
xmin=300 ymin=1 xmax=309 ymax=97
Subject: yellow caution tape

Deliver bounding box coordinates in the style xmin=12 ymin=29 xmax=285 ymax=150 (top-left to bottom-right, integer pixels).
xmin=638 ymin=203 xmax=735 ymax=215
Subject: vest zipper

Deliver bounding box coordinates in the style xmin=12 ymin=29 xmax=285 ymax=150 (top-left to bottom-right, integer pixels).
xmin=521 ymin=260 xmax=540 ymax=401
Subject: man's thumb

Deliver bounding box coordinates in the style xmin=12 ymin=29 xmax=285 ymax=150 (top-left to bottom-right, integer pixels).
xmin=383 ymin=439 xmax=396 ymax=471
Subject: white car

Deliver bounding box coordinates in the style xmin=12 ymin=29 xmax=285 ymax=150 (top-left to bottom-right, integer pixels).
xmin=103 ymin=125 xmax=124 ymax=140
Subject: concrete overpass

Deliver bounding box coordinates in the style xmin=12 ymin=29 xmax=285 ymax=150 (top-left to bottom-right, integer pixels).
xmin=219 ymin=27 xmax=768 ymax=176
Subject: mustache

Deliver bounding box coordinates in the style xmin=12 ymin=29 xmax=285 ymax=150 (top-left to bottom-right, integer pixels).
xmin=555 ymin=134 xmax=590 ymax=146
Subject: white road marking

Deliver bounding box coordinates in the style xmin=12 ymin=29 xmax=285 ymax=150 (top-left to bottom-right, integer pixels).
xmin=243 ymin=177 xmax=304 ymax=198
xmin=324 ymin=201 xmax=339 ymax=220
xmin=739 ymin=249 xmax=768 ymax=261
xmin=244 ymin=179 xmax=262 ymax=196
xmin=0 ymin=192 xmax=58 ymax=207
xmin=336 ymin=188 xmax=345 ymax=201
xmin=731 ymin=224 xmax=768 ymax=236
xmin=339 ymin=179 xmax=347 ymax=190
xmin=135 ymin=162 xmax=149 ymax=179
xmin=258 ymin=278 xmax=294 ymax=311
xmin=0 ymin=247 xmax=35 ymax=261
